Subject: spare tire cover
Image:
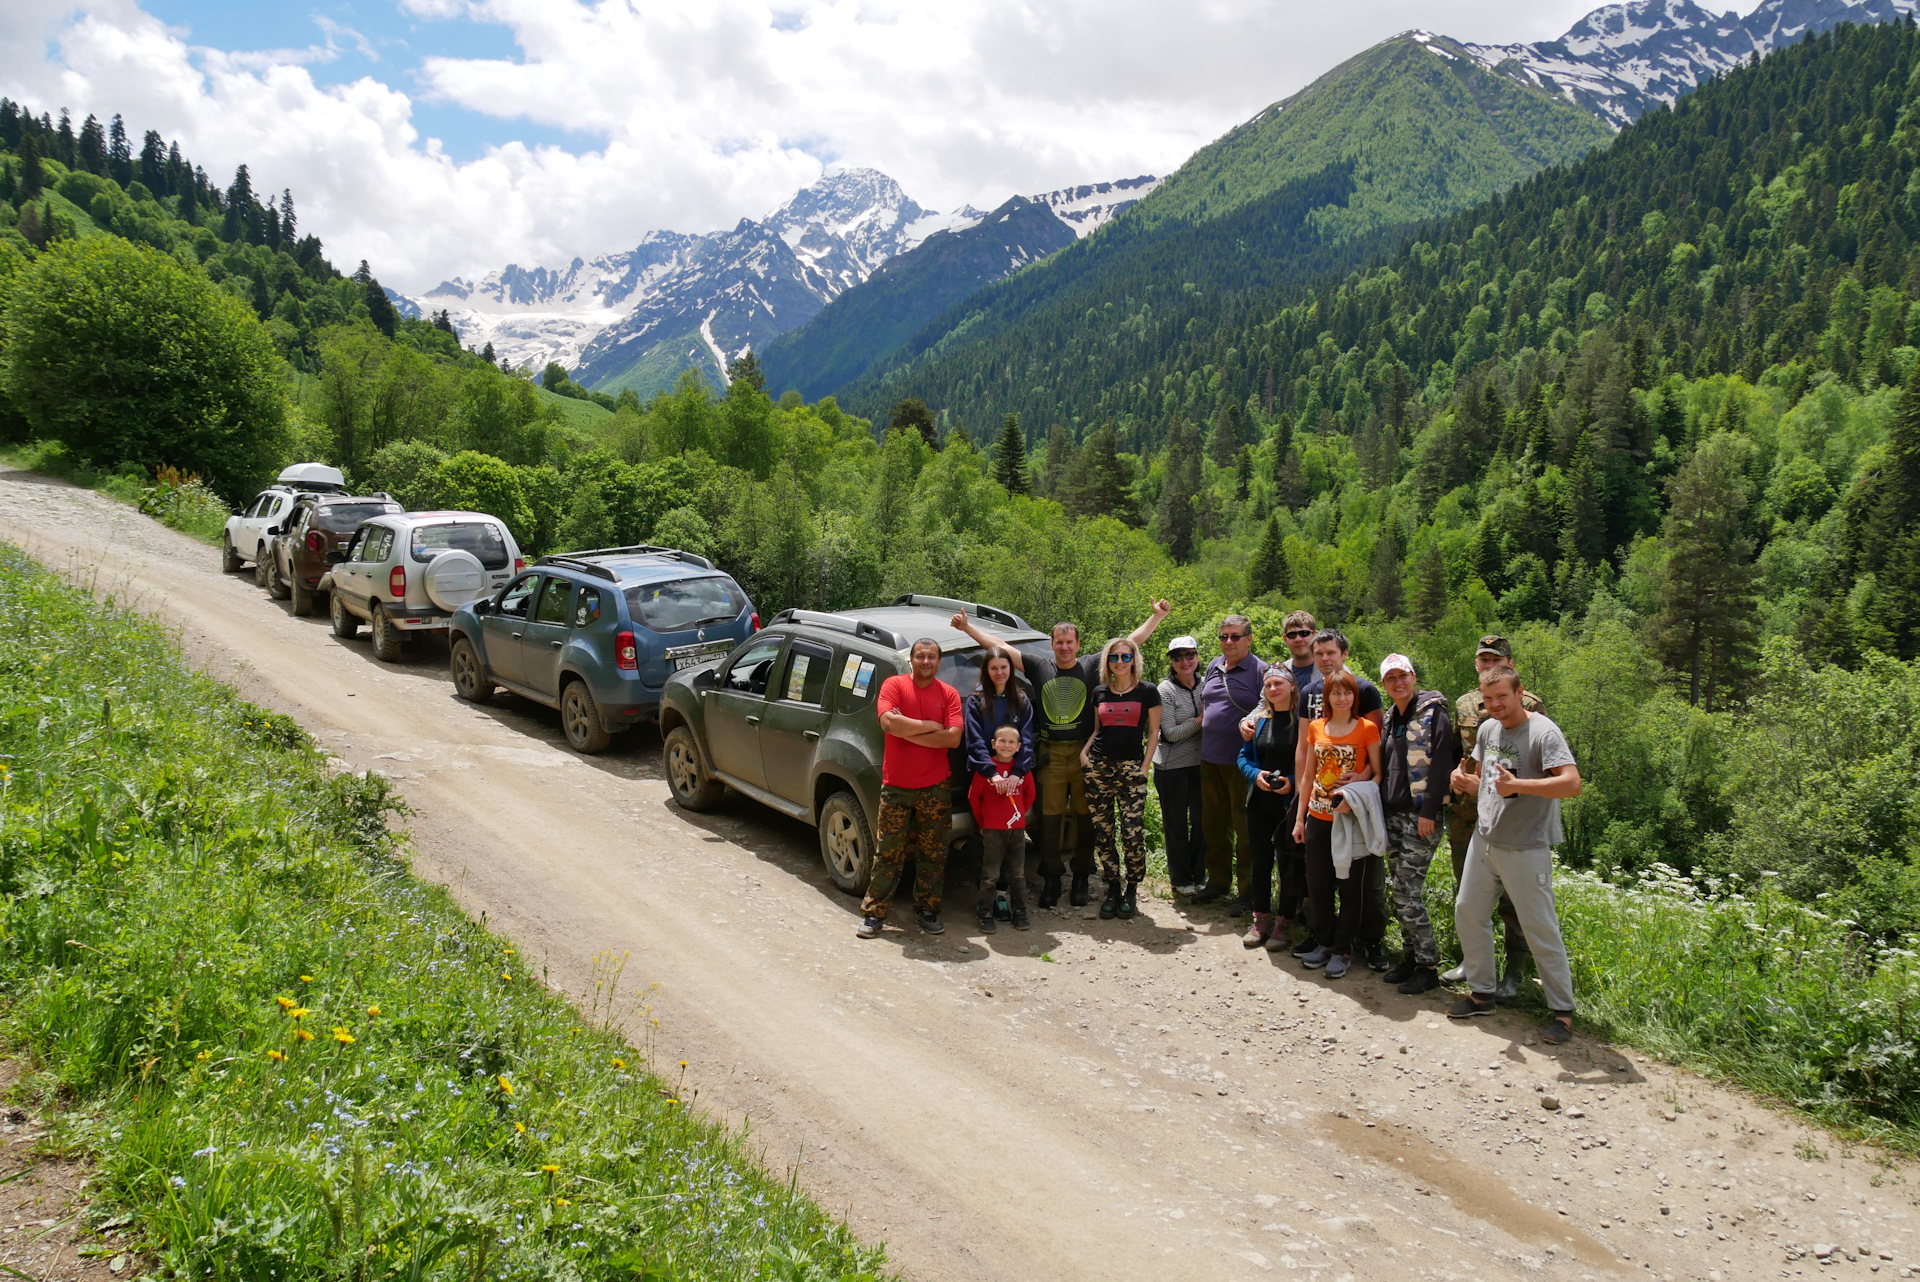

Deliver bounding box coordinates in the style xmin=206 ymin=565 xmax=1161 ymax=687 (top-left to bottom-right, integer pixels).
xmin=423 ymin=549 xmax=488 ymax=612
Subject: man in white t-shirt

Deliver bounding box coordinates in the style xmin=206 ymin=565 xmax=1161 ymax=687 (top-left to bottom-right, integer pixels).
xmin=1445 ymin=665 xmax=1583 ymax=1046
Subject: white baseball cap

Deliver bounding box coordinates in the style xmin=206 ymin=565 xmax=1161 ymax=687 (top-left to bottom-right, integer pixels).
xmin=1166 ymin=635 xmax=1199 ymax=653
xmin=1379 ymin=653 xmax=1416 ymax=678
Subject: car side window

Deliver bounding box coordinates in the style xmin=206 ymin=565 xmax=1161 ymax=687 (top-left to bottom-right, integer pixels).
xmin=496 ymin=575 xmax=538 ymax=620
xmin=573 ymin=587 xmax=601 ymax=628
xmin=776 ymin=642 xmax=834 ymax=706
xmin=342 ymin=528 xmax=365 ymax=561
xmin=534 ymin=578 xmax=573 ymax=625
xmin=247 ymin=494 xmax=269 ymax=518
xmin=359 ymin=528 xmax=393 ymax=562
xmin=723 ymin=640 xmax=784 ymax=696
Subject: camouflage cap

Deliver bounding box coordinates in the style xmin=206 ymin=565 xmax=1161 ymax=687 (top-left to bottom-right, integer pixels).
xmin=1476 ymin=635 xmax=1513 ymax=658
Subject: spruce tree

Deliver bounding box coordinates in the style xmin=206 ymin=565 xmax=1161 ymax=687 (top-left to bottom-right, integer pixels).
xmin=1368 ymin=521 xmax=1404 ymax=618
xmin=279 ymin=189 xmax=296 ymax=240
xmin=1247 ymin=513 xmax=1288 ymax=597
xmin=480 ymin=341 xmax=498 ymax=366
xmin=1208 ymin=403 xmax=1241 ymax=468
xmin=18 ymin=132 xmax=41 ymax=198
xmin=1153 ymin=420 xmax=1202 ymax=562
xmin=1652 ymin=436 xmax=1761 ymax=709
xmin=726 ymin=349 xmax=765 ymax=391
xmin=992 ymin=414 xmax=1029 ymax=495
xmin=77 ymin=114 xmax=106 ymax=175
xmin=107 ymin=114 xmax=131 ymax=186
xmin=1060 ymin=422 xmax=1131 ymax=521
xmin=1040 ymin=425 xmax=1072 ymax=496
xmin=888 ymin=397 xmax=938 ymax=450
xmin=1234 ymin=446 xmax=1252 ymax=501
xmin=362 ymin=272 xmax=398 ymax=339
xmin=1412 ymin=540 xmax=1448 ymax=631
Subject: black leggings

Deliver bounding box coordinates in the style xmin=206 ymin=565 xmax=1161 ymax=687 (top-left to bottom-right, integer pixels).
xmin=1245 ymin=790 xmax=1298 ymax=916
xmin=1302 ymin=816 xmax=1388 ymax=951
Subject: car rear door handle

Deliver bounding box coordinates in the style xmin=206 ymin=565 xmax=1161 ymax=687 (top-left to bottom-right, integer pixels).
xmin=511 ymin=631 xmax=523 ymax=639
xmin=803 ymin=730 xmax=821 ymax=741
xmin=745 ymin=716 xmax=760 ymax=726
xmin=549 ymin=640 xmax=563 ymax=649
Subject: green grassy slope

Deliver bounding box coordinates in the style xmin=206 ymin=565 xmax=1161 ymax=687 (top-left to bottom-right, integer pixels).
xmin=589 ymin=327 xmax=725 ymax=399
xmin=1135 ymin=33 xmax=1615 ymax=239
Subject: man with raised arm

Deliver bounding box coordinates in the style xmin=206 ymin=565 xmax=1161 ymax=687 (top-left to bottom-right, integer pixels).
xmin=951 ymin=600 xmax=1171 ymax=909
xmin=856 ymin=638 xmax=964 ymax=940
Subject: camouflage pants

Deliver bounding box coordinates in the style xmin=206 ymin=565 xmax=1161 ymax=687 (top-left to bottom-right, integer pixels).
xmin=1085 ymin=755 xmax=1148 ymax=888
xmin=1385 ymin=810 xmax=1442 ymax=965
xmin=861 ymin=784 xmax=952 ymax=918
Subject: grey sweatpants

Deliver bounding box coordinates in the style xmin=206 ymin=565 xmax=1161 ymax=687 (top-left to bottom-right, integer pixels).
xmin=1456 ymin=833 xmax=1575 ymax=1013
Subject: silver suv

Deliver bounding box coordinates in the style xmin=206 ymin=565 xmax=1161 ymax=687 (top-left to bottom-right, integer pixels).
xmin=326 ymin=511 xmax=524 ymax=661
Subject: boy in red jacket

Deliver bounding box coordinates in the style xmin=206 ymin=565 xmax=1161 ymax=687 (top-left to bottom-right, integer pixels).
xmin=970 ymin=724 xmax=1037 ymax=933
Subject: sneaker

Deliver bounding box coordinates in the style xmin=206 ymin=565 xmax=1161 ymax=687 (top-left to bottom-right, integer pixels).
xmin=995 ymin=891 xmax=1011 ymax=921
xmin=855 ymin=915 xmax=884 ymax=939
xmin=1448 ymin=993 xmax=1497 ymax=1019
xmin=1241 ymin=913 xmax=1273 ymax=948
xmin=1118 ymin=884 xmax=1137 ymax=919
xmin=1010 ymin=906 xmax=1031 ymax=931
xmin=1070 ymin=871 xmax=1092 ymax=908
xmin=1289 ymin=935 xmax=1321 ymax=959
xmin=1397 ymin=966 xmax=1441 ymax=995
xmin=917 ymin=911 xmax=945 ymax=935
xmin=1177 ymin=882 xmax=1203 ymax=897
xmin=1383 ymin=953 xmax=1419 ymax=985
xmin=976 ymin=910 xmax=998 ymax=935
xmin=1325 ymin=951 xmax=1352 ymax=980
xmin=1039 ymin=872 xmax=1062 ymax=909
xmin=1100 ymin=882 xmax=1122 ymax=920
xmin=1542 ymin=1013 xmax=1575 ymax=1045
xmin=1299 ymin=944 xmax=1334 ymax=970
xmin=1365 ymin=942 xmax=1392 ymax=972
xmin=1263 ymin=919 xmax=1294 ymax=952
xmin=1440 ymin=963 xmax=1466 ymax=983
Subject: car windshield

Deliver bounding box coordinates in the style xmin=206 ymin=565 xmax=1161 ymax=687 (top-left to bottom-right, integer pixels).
xmin=410 ymin=522 xmax=510 ymax=569
xmin=315 ymin=502 xmax=400 ymax=533
xmin=623 ymin=576 xmax=747 ymax=632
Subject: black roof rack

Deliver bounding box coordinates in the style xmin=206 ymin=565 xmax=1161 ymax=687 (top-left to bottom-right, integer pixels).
xmin=770 ymin=609 xmax=907 ymax=649
xmin=890 ymin=594 xmax=1032 ymax=631
xmin=537 ymin=545 xmax=717 ymax=581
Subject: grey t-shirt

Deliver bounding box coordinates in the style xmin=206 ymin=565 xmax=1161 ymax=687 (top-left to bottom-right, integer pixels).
xmin=1473 ymin=712 xmax=1577 ymax=847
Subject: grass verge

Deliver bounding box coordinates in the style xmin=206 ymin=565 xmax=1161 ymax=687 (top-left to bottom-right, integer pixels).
xmin=0 ymin=543 xmax=887 ymax=1280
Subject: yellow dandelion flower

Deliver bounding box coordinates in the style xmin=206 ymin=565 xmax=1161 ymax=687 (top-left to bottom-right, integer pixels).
xmin=513 ymin=1121 xmax=526 ymax=1135
xmin=678 ymin=1060 xmax=687 ymax=1067
xmin=610 ymin=1058 xmax=626 ymax=1070
xmin=266 ymin=1049 xmax=285 ymax=1063
xmin=496 ymin=1075 xmax=514 ymax=1096
xmin=298 ymin=975 xmax=313 ymax=983
xmin=331 ymin=1027 xmax=354 ymax=1045
xmin=366 ymin=1005 xmax=380 ymax=1017
xmin=294 ymin=1028 xmax=315 ymax=1042
xmin=540 ymin=1164 xmax=559 ymax=1175
xmin=195 ymin=1050 xmax=212 ymax=1061
xmin=274 ymin=996 xmax=296 ymax=1010
xmin=500 ymin=971 xmax=511 ymax=981
xmin=285 ymin=1007 xmax=309 ymax=1021
xmin=553 ymin=1197 xmax=570 ymax=1208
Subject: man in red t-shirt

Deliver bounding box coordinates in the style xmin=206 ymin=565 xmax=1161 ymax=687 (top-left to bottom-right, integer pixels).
xmin=857 ymin=638 xmax=964 ymax=939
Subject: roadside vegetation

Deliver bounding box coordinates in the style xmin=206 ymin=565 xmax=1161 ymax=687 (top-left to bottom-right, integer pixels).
xmin=0 ymin=544 xmax=885 ymax=1280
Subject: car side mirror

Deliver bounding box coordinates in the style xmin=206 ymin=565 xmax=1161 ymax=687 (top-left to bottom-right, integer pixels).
xmin=267 ymin=524 xmax=282 ymax=537
xmin=472 ymin=599 xmax=491 ymax=616
xmin=325 ymin=549 xmax=349 ymax=565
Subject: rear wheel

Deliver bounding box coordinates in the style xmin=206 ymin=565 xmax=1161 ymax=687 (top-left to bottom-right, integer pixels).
xmin=664 ymin=725 xmax=722 ymax=811
xmin=818 ymin=790 xmax=874 ymax=896
xmin=254 ymin=549 xmax=272 ymax=591
xmin=561 ymin=681 xmax=613 ymax=753
xmin=450 ymin=637 xmax=494 ymax=702
xmin=221 ymin=538 xmax=243 ymax=573
xmin=330 ymin=589 xmax=360 ymax=639
xmin=370 ymin=603 xmax=404 ymax=662
xmin=290 ymin=574 xmax=315 ymax=616
xmin=266 ymin=554 xmax=291 ymax=601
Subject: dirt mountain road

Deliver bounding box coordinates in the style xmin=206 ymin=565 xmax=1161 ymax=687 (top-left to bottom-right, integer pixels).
xmin=3 ymin=468 xmax=1914 ymax=1282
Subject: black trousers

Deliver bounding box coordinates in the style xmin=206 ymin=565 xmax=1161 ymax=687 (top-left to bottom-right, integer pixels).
xmin=1302 ymin=816 xmax=1388 ymax=951
xmin=1245 ymin=788 xmax=1298 ymax=915
xmin=1153 ymin=764 xmax=1205 ymax=887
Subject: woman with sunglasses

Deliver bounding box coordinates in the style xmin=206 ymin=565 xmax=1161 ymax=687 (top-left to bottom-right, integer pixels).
xmin=1154 ymin=636 xmax=1207 ymax=897
xmin=1080 ymin=638 xmax=1162 ymax=920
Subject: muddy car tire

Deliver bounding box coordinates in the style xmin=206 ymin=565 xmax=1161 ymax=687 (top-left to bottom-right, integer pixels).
xmin=450 ymin=637 xmax=494 ymax=702
xmin=664 ymin=726 xmax=722 ymax=811
xmin=290 ymin=574 xmax=316 ymax=616
xmin=266 ymin=554 xmax=292 ymax=601
xmin=254 ymin=549 xmax=273 ymax=591
xmin=370 ymin=603 xmax=404 ymax=662
xmin=331 ymin=589 xmax=360 ymax=639
xmin=561 ymin=680 xmax=613 ymax=754
xmin=818 ymin=790 xmax=874 ymax=896
xmin=221 ymin=538 xmax=243 ymax=573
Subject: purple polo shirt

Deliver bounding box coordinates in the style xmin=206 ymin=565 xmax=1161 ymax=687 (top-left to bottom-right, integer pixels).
xmin=1200 ymin=653 xmax=1268 ymax=764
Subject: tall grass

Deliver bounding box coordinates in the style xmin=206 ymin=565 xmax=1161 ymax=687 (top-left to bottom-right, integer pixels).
xmin=0 ymin=544 xmax=886 ymax=1280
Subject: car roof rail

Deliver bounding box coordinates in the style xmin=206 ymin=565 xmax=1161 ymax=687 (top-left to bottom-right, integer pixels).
xmin=891 ymin=594 xmax=1032 ymax=631
xmin=547 ymin=544 xmax=716 ymax=571
xmin=772 ymin=609 xmax=907 ymax=649
xmin=533 ymin=555 xmax=620 ymax=583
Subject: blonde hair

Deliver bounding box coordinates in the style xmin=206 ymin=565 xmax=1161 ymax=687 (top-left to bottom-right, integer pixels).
xmin=1098 ymin=636 xmax=1142 ymax=691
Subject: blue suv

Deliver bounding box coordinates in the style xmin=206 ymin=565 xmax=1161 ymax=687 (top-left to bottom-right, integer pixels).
xmin=447 ymin=545 xmax=758 ymax=753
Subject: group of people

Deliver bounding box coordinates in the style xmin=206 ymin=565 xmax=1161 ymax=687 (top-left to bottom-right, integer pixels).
xmin=852 ymin=607 xmax=1584 ymax=1046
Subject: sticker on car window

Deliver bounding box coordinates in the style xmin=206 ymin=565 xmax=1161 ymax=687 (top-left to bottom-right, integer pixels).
xmin=853 ymin=660 xmax=875 ymax=697
xmin=786 ymin=654 xmax=812 ymax=701
xmin=840 ymin=653 xmax=862 ymax=689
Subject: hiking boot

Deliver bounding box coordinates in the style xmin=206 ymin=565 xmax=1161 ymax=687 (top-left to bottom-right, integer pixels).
xmin=917 ymin=910 xmax=945 ymax=935
xmin=1542 ymin=1012 xmax=1574 ymax=1045
xmin=1289 ymin=935 xmax=1321 ymax=958
xmin=1039 ymin=872 xmax=1062 ymax=910
xmin=1324 ymin=951 xmax=1352 ymax=980
xmin=976 ymin=909 xmax=997 ymax=935
xmin=1100 ymin=882 xmax=1123 ymax=920
xmin=1364 ymin=942 xmax=1392 ymax=972
xmin=1070 ymin=871 xmax=1092 ymax=907
xmin=1383 ymin=952 xmax=1418 ymax=984
xmin=1448 ymin=993 xmax=1497 ymax=1019
xmin=1397 ymin=966 xmax=1441 ymax=995
xmin=1298 ymin=944 xmax=1334 ymax=970
xmin=1118 ymin=883 xmax=1138 ymax=919
xmin=1440 ymin=963 xmax=1466 ymax=983
xmin=1241 ymin=912 xmax=1274 ymax=948
xmin=855 ymin=914 xmax=884 ymax=939
xmin=1190 ymin=883 xmax=1226 ymax=905
xmin=1495 ymin=950 xmax=1531 ymax=1003
xmin=1227 ymin=895 xmax=1252 ymax=919
xmin=1264 ymin=918 xmax=1295 ymax=952
xmin=1010 ymin=906 xmax=1031 ymax=931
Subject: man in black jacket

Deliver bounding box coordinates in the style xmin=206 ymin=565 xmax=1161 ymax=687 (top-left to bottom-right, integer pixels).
xmin=1378 ymin=653 xmax=1456 ymax=994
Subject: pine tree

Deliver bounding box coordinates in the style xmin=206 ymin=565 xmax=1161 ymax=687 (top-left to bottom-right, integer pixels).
xmin=137 ymin=130 xmax=165 ymax=188
xmin=1153 ymin=420 xmax=1202 ymax=562
xmin=1059 ymin=422 xmax=1132 ymax=521
xmin=107 ymin=113 xmax=131 ymax=186
xmin=279 ymin=189 xmax=296 ymax=241
xmin=76 ymin=114 xmax=106 ymax=175
xmin=1247 ymin=513 xmax=1288 ymax=597
xmin=726 ymin=350 xmax=765 ymax=391
xmin=1412 ymin=540 xmax=1448 ymax=631
xmin=481 ymin=341 xmax=498 ymax=366
xmin=1369 ymin=521 xmax=1404 ymax=618
xmin=360 ymin=266 xmax=398 ymax=339
xmin=1472 ymin=518 xmax=1504 ymax=592
xmin=18 ymin=131 xmax=41 ymax=198
xmin=1652 ymin=436 xmax=1761 ymax=709
xmin=888 ymin=397 xmax=938 ymax=450
xmin=992 ymin=414 xmax=1029 ymax=495
xmin=1040 ymin=425 xmax=1072 ymax=496
xmin=1234 ymin=446 xmax=1253 ymax=501
xmin=1208 ymin=402 xmax=1241 ymax=468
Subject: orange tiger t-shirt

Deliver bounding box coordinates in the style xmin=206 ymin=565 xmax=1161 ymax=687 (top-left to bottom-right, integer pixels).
xmin=1305 ymin=717 xmax=1381 ymax=821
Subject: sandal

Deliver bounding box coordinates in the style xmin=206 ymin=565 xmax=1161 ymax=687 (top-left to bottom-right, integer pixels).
xmin=1541 ymin=1013 xmax=1574 ymax=1045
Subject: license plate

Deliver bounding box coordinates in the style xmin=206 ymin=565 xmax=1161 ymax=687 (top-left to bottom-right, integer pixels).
xmin=667 ymin=639 xmax=731 ymax=670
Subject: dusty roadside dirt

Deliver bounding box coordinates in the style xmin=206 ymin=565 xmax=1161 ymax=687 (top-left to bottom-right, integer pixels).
xmin=3 ymin=467 xmax=1916 ymax=1282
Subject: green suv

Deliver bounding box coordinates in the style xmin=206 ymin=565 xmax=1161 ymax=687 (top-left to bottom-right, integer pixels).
xmin=658 ymin=596 xmax=1050 ymax=895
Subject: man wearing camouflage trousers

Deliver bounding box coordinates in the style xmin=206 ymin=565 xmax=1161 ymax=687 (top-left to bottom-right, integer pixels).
xmin=1377 ymin=653 xmax=1457 ymax=995
xmin=1446 ymin=635 xmax=1544 ymax=997
xmin=857 ymin=638 xmax=964 ymax=939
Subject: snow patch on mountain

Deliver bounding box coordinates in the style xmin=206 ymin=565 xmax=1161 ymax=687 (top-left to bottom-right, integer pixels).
xmin=1031 ymin=175 xmax=1163 ymax=238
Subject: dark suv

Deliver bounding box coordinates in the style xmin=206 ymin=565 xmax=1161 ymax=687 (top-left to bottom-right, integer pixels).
xmin=447 ymin=545 xmax=759 ymax=753
xmin=657 ymin=596 xmax=1049 ymax=895
xmin=261 ymin=493 xmax=402 ymax=615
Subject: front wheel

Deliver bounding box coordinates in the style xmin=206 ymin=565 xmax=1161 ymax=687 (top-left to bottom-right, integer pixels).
xmin=561 ymin=681 xmax=613 ymax=754
xmin=450 ymin=637 xmax=494 ymax=702
xmin=330 ymin=589 xmax=359 ymax=639
xmin=221 ymin=538 xmax=243 ymax=573
xmin=664 ymin=725 xmax=723 ymax=811
xmin=266 ymin=555 xmax=291 ymax=601
xmin=290 ymin=575 xmax=315 ymax=616
xmin=254 ymin=549 xmax=272 ymax=591
xmin=818 ymin=790 xmax=874 ymax=896
xmin=369 ymin=603 xmax=404 ymax=662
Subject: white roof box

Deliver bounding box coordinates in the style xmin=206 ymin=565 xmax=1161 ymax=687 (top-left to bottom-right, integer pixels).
xmin=277 ymin=462 xmax=346 ymax=491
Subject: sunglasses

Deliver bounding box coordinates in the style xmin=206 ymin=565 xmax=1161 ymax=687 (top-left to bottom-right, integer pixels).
xmin=1170 ymin=650 xmax=1198 ymax=660
xmin=1218 ymin=632 xmax=1247 ymax=642
xmin=1108 ymin=652 xmax=1135 ymax=664
xmin=1285 ymin=629 xmax=1313 ymax=639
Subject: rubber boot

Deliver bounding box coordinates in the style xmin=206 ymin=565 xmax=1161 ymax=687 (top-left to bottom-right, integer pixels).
xmin=1099 ymin=880 xmax=1123 ymax=920
xmin=1037 ymin=816 xmax=1064 ymax=908
xmin=1241 ymin=912 xmax=1274 ymax=948
xmin=1118 ymin=881 xmax=1138 ymax=920
xmin=1070 ymin=870 xmax=1092 ymax=908
xmin=1495 ymin=949 xmax=1531 ymax=1003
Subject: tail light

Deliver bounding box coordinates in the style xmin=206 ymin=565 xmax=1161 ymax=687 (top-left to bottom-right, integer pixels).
xmin=305 ymin=531 xmax=325 ymax=553
xmin=615 ymin=631 xmax=638 ymax=671
xmin=750 ymin=612 xmax=760 ymax=631
xmin=514 ymin=557 xmax=526 ymax=572
xmin=389 ymin=566 xmax=406 ymax=597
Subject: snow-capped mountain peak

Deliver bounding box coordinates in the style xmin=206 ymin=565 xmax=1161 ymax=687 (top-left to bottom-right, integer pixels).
xmin=1030 ymin=175 xmax=1163 ymax=238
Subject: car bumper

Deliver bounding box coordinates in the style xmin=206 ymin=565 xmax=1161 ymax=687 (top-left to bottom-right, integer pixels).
xmin=389 ymin=608 xmax=452 ymax=632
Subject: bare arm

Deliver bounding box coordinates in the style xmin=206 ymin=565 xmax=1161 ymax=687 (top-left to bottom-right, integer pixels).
xmin=880 ymin=710 xmax=961 ymax=748
xmin=949 ymin=612 xmax=1025 ymax=674
xmin=1140 ymin=705 xmax=1161 ymax=774
xmin=1493 ymin=761 xmax=1582 ymax=798
xmin=1124 ymin=599 xmax=1173 ymax=650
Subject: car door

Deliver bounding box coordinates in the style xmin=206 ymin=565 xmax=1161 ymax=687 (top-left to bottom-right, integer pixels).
xmin=759 ymin=640 xmax=835 ymax=807
xmin=703 ymin=636 xmax=784 ymax=791
xmin=347 ymin=525 xmax=393 ymax=613
xmin=521 ymin=576 xmax=574 ymax=700
xmin=235 ymin=492 xmax=273 ymax=558
xmin=483 ymin=574 xmax=539 ymax=686
xmin=254 ymin=494 xmax=292 ymax=559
